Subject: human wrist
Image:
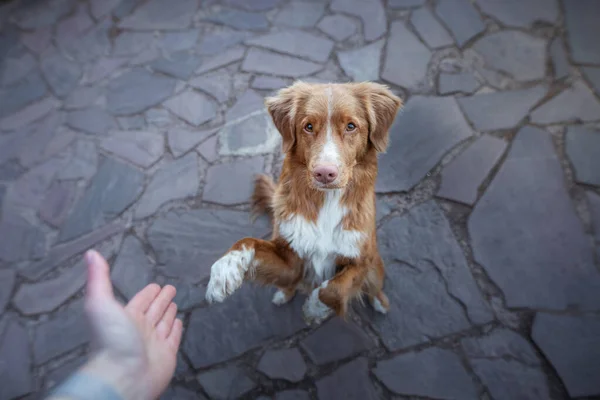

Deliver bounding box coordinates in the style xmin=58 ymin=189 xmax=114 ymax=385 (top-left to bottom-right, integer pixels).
xmin=78 ymin=351 xmax=150 ymax=400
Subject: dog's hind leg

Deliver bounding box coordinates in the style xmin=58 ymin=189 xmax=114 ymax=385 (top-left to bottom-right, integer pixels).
xmin=205 ymin=237 xmax=302 ymax=303
xmin=365 ymin=255 xmax=389 ymax=314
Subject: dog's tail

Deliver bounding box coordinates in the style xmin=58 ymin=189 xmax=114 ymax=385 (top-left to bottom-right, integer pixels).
xmin=251 ymin=174 xmax=276 ymax=222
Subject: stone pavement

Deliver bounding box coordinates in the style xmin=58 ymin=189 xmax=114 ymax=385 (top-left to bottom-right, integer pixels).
xmin=1 ymin=0 xmax=600 ymax=398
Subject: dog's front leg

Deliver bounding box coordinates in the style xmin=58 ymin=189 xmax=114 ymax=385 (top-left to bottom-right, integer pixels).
xmin=303 ymin=262 xmax=367 ymax=324
xmin=205 ymin=237 xmax=302 ymax=303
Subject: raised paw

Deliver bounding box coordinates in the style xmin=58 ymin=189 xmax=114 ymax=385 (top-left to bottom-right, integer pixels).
xmin=370 ymin=292 xmax=390 ymax=314
xmin=205 ymin=247 xmax=254 ymax=303
xmin=302 ymin=282 xmax=332 ymax=325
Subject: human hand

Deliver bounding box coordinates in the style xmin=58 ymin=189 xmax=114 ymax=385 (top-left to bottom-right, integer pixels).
xmin=80 ymin=250 xmax=183 ymax=400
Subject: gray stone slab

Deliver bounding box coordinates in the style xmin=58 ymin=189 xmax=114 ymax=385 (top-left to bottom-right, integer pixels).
xmin=151 ymin=51 xmax=203 ymax=80
xmin=197 ymin=365 xmax=255 ymax=399
xmin=223 ymin=0 xmax=282 ymax=11
xmin=564 ymin=0 xmax=600 ymax=64
xmin=317 ymin=15 xmax=357 ymax=42
xmin=67 ymin=107 xmax=117 ymax=135
xmin=470 ymin=359 xmax=550 ymax=400
xmin=203 ymin=157 xmax=265 ymax=205
xmin=119 ymin=0 xmax=197 ymax=30
xmin=226 ymin=90 xmax=264 ymax=122
xmin=189 ymin=72 xmax=232 ymax=103
xmin=0 ymin=269 xmax=15 ymax=314
xmin=369 ymin=201 xmax=491 ymax=350
xmin=196 ymin=46 xmax=245 ymax=75
xmin=33 ymin=300 xmax=89 ymax=364
xmin=0 ymin=162 xmax=24 ymax=181
xmin=58 ymin=139 xmax=98 ymax=180
xmin=21 ymin=28 xmax=52 ymax=55
xmin=184 ymin=285 xmax=303 ymax=368
xmin=582 ymin=67 xmax=600 ymax=96
xmin=100 ymin=130 xmax=163 ymax=168
xmin=164 ymin=89 xmax=218 ymax=126
xmin=64 ymin=86 xmax=102 ymax=110
xmin=437 ymin=135 xmax=507 ymax=205
xmin=59 ymin=157 xmax=144 ymax=242
xmin=477 ymin=0 xmax=558 ymax=27
xmin=550 ymin=37 xmax=569 ymax=79
xmin=412 ymin=7 xmax=453 ymax=48
xmin=276 ymin=390 xmax=309 ymax=400
xmin=462 ymin=328 xmax=540 ymax=366
xmin=533 ymin=313 xmax=600 ymax=397
xmin=469 ymin=126 xmax=600 ymax=309
xmin=588 ymin=191 xmax=600 ymax=240
xmin=147 ymin=209 xmax=270 ymax=282
xmin=83 ymin=57 xmax=127 ymax=84
xmin=530 ymin=81 xmax=600 ymax=124
xmin=0 ymin=213 xmax=46 ymax=263
xmin=382 ymin=21 xmax=431 ymax=88
xmin=223 ymin=112 xmax=273 ymax=154
xmin=23 ymin=218 xmax=126 ymax=280
xmin=161 ymin=385 xmax=208 ymax=400
xmin=376 ymin=197 xmax=394 ymax=222
xmin=158 ymin=30 xmax=200 ymax=53
xmin=40 ymin=52 xmax=82 ymax=98
xmin=377 ymin=96 xmax=473 ymax=192
xmin=566 ymin=126 xmax=600 ymax=187
xmin=197 ymin=135 xmax=219 ymax=163
xmin=247 ymin=30 xmax=334 ymax=63
xmin=112 ymin=236 xmax=154 ymax=301
xmin=258 ymin=348 xmax=306 ymax=382
xmin=168 ymin=128 xmax=216 ymax=158
xmin=205 ymin=9 xmax=269 ymax=31
xmin=197 ymin=30 xmax=248 ymax=55
xmin=300 ymin=318 xmax=373 ymax=365
xmin=273 ymin=1 xmax=325 ymax=28
xmin=135 ymin=153 xmax=200 ymax=219
xmin=90 ymin=0 xmax=121 ymax=19
xmin=435 ymin=0 xmax=485 ymax=46
xmin=16 ymin=111 xmax=65 ymax=168
xmin=39 ymin=180 xmax=77 ymax=228
xmin=242 ymin=48 xmax=322 ymax=77
xmin=12 ymin=0 xmax=73 ymax=29
xmin=252 ymin=76 xmax=288 ymax=90
xmin=0 ymin=70 xmax=47 ymax=119
xmin=106 ymin=68 xmax=176 ymax=115
xmin=389 ymin=0 xmax=425 ymax=7
xmin=14 ymin=258 xmax=86 ymax=315
xmin=338 ymin=39 xmax=384 ymax=81
xmin=374 ymin=348 xmax=478 ymax=399
xmin=331 ymin=0 xmax=386 ymax=41
xmin=316 ymin=358 xmax=377 ymax=400
xmin=118 ymin=115 xmax=146 ymax=130
xmin=1 ymin=49 xmax=36 ymax=86
xmin=62 ymin=19 xmax=111 ymax=63
xmin=4 ymin=156 xmax=63 ymax=210
xmin=439 ymin=71 xmax=480 ymax=94
xmin=473 ymin=31 xmax=546 ymax=82
xmin=160 ymin=277 xmax=206 ymax=311
xmin=458 ymin=85 xmax=547 ymax=131
xmin=0 ymin=319 xmax=33 ymax=399
xmin=0 ymin=96 xmax=59 ymax=131
xmin=45 ymin=355 xmax=86 ymax=390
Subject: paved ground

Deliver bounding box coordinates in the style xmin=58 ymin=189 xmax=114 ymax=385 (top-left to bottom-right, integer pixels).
xmin=1 ymin=0 xmax=600 ymax=399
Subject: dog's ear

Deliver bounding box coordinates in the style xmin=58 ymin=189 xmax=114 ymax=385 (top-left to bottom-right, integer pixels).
xmin=266 ymin=82 xmax=307 ymax=153
xmin=357 ymin=82 xmax=403 ymax=153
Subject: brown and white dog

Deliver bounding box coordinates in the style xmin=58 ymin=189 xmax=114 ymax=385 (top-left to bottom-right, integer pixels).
xmin=205 ymin=81 xmax=402 ymax=323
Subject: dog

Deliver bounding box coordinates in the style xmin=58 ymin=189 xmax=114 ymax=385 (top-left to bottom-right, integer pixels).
xmin=205 ymin=81 xmax=403 ymax=324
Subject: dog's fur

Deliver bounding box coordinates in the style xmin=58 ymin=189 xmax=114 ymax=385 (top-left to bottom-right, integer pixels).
xmin=205 ymin=81 xmax=402 ymax=323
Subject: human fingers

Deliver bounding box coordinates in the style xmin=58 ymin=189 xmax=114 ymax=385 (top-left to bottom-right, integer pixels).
xmin=125 ymin=283 xmax=161 ymax=314
xmin=156 ymin=302 xmax=178 ymax=339
xmin=167 ymin=318 xmax=183 ymax=350
xmin=85 ymin=250 xmax=114 ymax=302
xmin=145 ymin=285 xmax=177 ymax=326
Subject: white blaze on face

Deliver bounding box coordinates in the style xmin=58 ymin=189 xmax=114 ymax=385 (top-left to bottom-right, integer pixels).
xmin=318 ymin=86 xmax=341 ymax=167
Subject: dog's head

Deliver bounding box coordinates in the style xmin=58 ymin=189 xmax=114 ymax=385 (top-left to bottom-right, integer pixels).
xmin=266 ymin=82 xmax=402 ymax=190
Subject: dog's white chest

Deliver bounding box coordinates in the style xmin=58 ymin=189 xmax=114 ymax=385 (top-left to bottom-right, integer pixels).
xmin=278 ymin=190 xmax=364 ymax=284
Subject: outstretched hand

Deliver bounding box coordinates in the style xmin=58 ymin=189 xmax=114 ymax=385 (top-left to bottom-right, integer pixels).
xmin=81 ymin=250 xmax=183 ymax=400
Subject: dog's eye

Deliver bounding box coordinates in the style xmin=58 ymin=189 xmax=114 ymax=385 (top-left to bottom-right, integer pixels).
xmin=346 ymin=122 xmax=356 ymax=132
xmin=304 ymin=123 xmax=313 ymax=133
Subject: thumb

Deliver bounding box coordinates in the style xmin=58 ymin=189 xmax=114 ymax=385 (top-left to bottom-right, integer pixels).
xmin=85 ymin=249 xmax=114 ymax=302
